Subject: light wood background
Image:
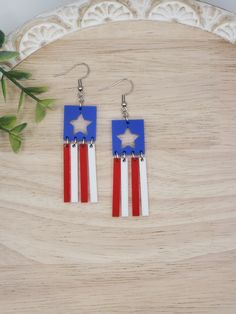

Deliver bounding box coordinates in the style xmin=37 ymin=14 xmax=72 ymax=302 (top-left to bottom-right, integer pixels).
xmin=1 ymin=21 xmax=236 ymax=313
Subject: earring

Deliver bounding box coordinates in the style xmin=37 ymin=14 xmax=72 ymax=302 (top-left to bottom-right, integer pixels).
xmin=60 ymin=63 xmax=98 ymax=203
xmin=105 ymin=79 xmax=149 ymax=217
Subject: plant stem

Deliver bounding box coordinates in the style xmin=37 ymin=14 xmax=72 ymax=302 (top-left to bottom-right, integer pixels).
xmin=0 ymin=67 xmax=40 ymax=103
xmin=0 ymin=125 xmax=9 ymax=133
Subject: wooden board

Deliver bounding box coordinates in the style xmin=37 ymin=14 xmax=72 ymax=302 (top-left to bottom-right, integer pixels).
xmin=1 ymin=19 xmax=236 ymax=313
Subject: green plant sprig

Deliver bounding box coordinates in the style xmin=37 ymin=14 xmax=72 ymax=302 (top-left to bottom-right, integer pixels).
xmin=0 ymin=67 xmax=55 ymax=122
xmin=0 ymin=115 xmax=27 ymax=152
xmin=0 ymin=30 xmax=55 ymax=152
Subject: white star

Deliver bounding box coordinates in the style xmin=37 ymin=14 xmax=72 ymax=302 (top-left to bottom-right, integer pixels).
xmin=117 ymin=128 xmax=139 ymax=149
xmin=70 ymin=114 xmax=92 ymax=135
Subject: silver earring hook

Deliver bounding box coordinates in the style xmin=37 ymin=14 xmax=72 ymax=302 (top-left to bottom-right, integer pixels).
xmin=55 ymin=62 xmax=90 ymax=107
xmin=99 ymin=78 xmax=134 ymax=96
xmin=55 ymin=62 xmax=90 ymax=80
xmin=99 ymin=78 xmax=134 ymax=122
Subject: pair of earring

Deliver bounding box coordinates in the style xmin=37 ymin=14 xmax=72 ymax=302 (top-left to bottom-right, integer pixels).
xmin=61 ymin=63 xmax=149 ymax=218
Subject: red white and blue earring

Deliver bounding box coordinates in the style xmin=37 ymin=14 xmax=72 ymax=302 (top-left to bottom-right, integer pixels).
xmin=111 ymin=79 xmax=149 ymax=217
xmin=62 ymin=63 xmax=98 ymax=203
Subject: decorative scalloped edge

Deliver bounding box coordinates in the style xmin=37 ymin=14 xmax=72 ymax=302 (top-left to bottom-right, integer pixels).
xmin=3 ymin=0 xmax=236 ymax=67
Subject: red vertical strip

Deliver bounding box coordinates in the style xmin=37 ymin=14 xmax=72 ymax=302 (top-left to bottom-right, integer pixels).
xmin=80 ymin=143 xmax=89 ymax=202
xmin=131 ymin=157 xmax=140 ymax=216
xmin=64 ymin=143 xmax=71 ymax=202
xmin=112 ymin=158 xmax=121 ymax=217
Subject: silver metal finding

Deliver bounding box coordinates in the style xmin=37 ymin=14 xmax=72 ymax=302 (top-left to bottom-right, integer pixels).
xmin=99 ymin=78 xmax=133 ymax=96
xmin=121 ymin=94 xmax=129 ymax=122
xmin=55 ymin=62 xmax=90 ymax=107
xmin=90 ymin=137 xmax=94 ymax=148
xmin=78 ymin=78 xmax=84 ymax=107
xmin=122 ymin=152 xmax=126 ymax=162
xmin=99 ymin=78 xmax=134 ymax=122
xmin=72 ymin=137 xmax=77 ymax=147
xmin=55 ymin=62 xmax=90 ymax=80
xmin=140 ymin=151 xmax=144 ymax=161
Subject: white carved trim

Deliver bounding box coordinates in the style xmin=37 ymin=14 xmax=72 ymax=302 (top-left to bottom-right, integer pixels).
xmin=3 ymin=0 xmax=236 ymax=67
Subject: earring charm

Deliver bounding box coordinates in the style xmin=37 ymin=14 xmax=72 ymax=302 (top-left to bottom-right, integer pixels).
xmin=104 ymin=79 xmax=149 ymax=217
xmin=59 ymin=63 xmax=98 ymax=203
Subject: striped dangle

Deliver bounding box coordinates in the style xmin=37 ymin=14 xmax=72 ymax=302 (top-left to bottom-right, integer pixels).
xmin=62 ymin=63 xmax=98 ymax=203
xmin=63 ymin=106 xmax=98 ymax=203
xmin=111 ymin=82 xmax=149 ymax=217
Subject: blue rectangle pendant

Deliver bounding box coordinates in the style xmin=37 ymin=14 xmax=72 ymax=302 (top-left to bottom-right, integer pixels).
xmin=64 ymin=105 xmax=97 ymax=141
xmin=112 ymin=119 xmax=145 ymax=156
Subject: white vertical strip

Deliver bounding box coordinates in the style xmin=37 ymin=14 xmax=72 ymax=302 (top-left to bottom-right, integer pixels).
xmin=70 ymin=143 xmax=79 ymax=203
xmin=88 ymin=143 xmax=98 ymax=203
xmin=121 ymin=156 xmax=129 ymax=217
xmin=139 ymin=156 xmax=149 ymax=216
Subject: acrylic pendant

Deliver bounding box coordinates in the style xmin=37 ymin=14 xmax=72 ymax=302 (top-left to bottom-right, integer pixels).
xmin=63 ymin=142 xmax=71 ymax=202
xmin=112 ymin=157 xmax=121 ymax=217
xmin=131 ymin=156 xmax=140 ymax=216
xmin=63 ymin=105 xmax=98 ymax=203
xmin=112 ymin=119 xmax=149 ymax=217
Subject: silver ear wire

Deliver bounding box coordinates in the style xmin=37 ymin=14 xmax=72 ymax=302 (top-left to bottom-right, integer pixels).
xmin=99 ymin=78 xmax=134 ymax=96
xmin=55 ymin=62 xmax=90 ymax=80
xmin=55 ymin=62 xmax=90 ymax=107
xmin=99 ymin=78 xmax=134 ymax=122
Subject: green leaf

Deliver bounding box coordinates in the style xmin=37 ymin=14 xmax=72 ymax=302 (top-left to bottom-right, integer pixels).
xmin=0 ymin=30 xmax=5 ymax=48
xmin=0 ymin=51 xmax=19 ymax=62
xmin=39 ymin=98 xmax=55 ymax=109
xmin=11 ymin=123 xmax=27 ymax=134
xmin=7 ymin=70 xmax=32 ymax=80
xmin=18 ymin=91 xmax=26 ymax=112
xmin=25 ymin=86 xmax=48 ymax=95
xmin=0 ymin=115 xmax=16 ymax=128
xmin=35 ymin=102 xmax=46 ymax=122
xmin=9 ymin=133 xmax=21 ymax=153
xmin=1 ymin=76 xmax=7 ymax=101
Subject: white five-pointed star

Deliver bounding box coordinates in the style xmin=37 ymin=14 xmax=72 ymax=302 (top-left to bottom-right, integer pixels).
xmin=70 ymin=114 xmax=92 ymax=135
xmin=117 ymin=128 xmax=139 ymax=148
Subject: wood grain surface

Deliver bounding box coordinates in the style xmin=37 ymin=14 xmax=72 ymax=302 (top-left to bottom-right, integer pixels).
xmin=1 ymin=21 xmax=236 ymax=313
